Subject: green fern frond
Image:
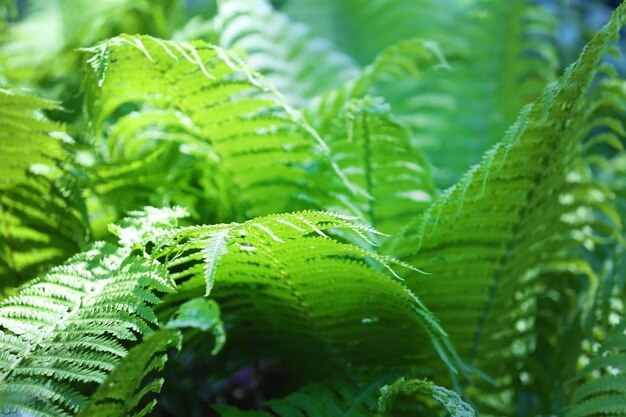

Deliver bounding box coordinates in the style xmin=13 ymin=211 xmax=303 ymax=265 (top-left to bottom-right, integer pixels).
xmin=216 ymin=375 xmax=474 ymax=417
xmin=83 ymin=34 xmax=348 ymax=223
xmin=214 ymin=0 xmax=359 ymax=107
xmin=384 ymin=2 xmax=625 ymax=411
xmin=119 ymin=208 xmax=463 ymax=382
xmin=284 ymin=0 xmax=558 ymax=188
xmin=0 ymin=87 xmax=86 ymax=294
xmin=0 ymin=242 xmax=174 ymax=417
xmin=378 ymin=377 xmax=475 ymax=417
xmin=565 ymin=320 xmax=626 ymax=417
xmin=77 ymin=329 xmax=182 ymax=417
xmin=319 ymin=97 xmax=436 ymax=234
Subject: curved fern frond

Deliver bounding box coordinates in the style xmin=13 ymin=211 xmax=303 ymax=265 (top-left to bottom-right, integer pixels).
xmin=565 ymin=320 xmax=626 ymax=417
xmin=0 ymin=242 xmax=174 ymax=417
xmin=319 ymin=97 xmax=436 ymax=235
xmin=378 ymin=377 xmax=475 ymax=417
xmin=215 ymin=375 xmax=474 ymax=417
xmin=0 ymin=87 xmax=86 ymax=294
xmin=119 ymin=208 xmax=464 ymax=383
xmin=304 ymin=37 xmax=448 ymax=135
xmin=83 ymin=34 xmax=348 ymax=224
xmin=214 ymin=0 xmax=359 ymax=107
xmin=385 ymin=3 xmax=625 ymax=411
xmin=76 ymin=329 xmax=182 ymax=417
xmin=284 ymin=0 xmax=558 ymax=188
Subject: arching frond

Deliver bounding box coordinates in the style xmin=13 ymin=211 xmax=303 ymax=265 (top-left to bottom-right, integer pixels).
xmin=116 ymin=208 xmax=464 ymax=383
xmin=213 ymin=0 xmax=359 ymax=107
xmin=83 ymin=34 xmax=348 ymax=224
xmin=284 ymin=0 xmax=558 ymax=188
xmin=319 ymin=97 xmax=436 ymax=235
xmin=385 ymin=3 xmax=625 ymax=412
xmin=0 ymin=87 xmax=86 ymax=294
xmin=0 ymin=242 xmax=174 ymax=417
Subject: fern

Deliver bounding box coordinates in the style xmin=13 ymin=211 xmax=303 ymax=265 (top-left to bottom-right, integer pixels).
xmin=83 ymin=34 xmax=349 ymax=224
xmin=76 ymin=329 xmax=182 ymax=417
xmin=112 ymin=208 xmax=464 ymax=382
xmin=385 ymin=2 xmax=625 ymax=412
xmin=0 ymin=242 xmax=174 ymax=417
xmin=1 ymin=1 xmax=625 ymax=416
xmin=0 ymin=0 xmax=178 ymax=115
xmin=0 ymin=87 xmax=86 ymax=294
xmin=565 ymin=319 xmax=626 ymax=417
xmin=319 ymin=97 xmax=436 ymax=235
xmin=283 ymin=0 xmax=558 ymax=187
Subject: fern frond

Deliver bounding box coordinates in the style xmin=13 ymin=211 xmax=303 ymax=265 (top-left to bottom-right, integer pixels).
xmin=565 ymin=320 xmax=626 ymax=417
xmin=77 ymin=329 xmax=182 ymax=417
xmin=284 ymin=0 xmax=558 ymax=188
xmin=385 ymin=2 xmax=626 ymax=411
xmin=120 ymin=208 xmax=464 ymax=383
xmin=0 ymin=242 xmax=174 ymax=417
xmin=0 ymin=87 xmax=86 ymax=294
xmin=304 ymin=37 xmax=447 ymax=135
xmin=281 ymin=0 xmax=453 ymax=65
xmin=214 ymin=0 xmax=359 ymax=107
xmin=83 ymin=34 xmax=347 ymax=223
xmin=216 ymin=375 xmax=474 ymax=417
xmin=319 ymin=96 xmax=436 ymax=234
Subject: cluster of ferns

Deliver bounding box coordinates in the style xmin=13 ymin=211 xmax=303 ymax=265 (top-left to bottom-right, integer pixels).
xmin=1 ymin=0 xmax=626 ymax=416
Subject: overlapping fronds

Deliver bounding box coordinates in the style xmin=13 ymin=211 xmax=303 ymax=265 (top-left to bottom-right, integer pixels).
xmin=565 ymin=320 xmax=626 ymax=417
xmin=0 ymin=242 xmax=174 ymax=417
xmin=83 ymin=34 xmax=347 ymax=224
xmin=305 ymin=37 xmax=448 ymax=135
xmin=403 ymin=0 xmax=559 ymax=187
xmin=213 ymin=0 xmax=359 ymax=107
xmin=385 ymin=2 xmax=626 ymax=411
xmin=0 ymin=87 xmax=85 ymax=293
xmin=116 ymin=208 xmax=464 ymax=382
xmin=283 ymin=0 xmax=558 ymax=188
xmin=76 ymin=329 xmax=182 ymax=417
xmin=319 ymin=97 xmax=435 ymax=235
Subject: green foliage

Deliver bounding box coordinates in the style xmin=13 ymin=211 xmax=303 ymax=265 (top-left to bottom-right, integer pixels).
xmin=82 ymin=34 xmax=347 ymax=224
xmin=0 ymin=87 xmax=86 ymax=294
xmin=1 ymin=1 xmax=625 ymax=417
xmin=0 ymin=242 xmax=174 ymax=417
